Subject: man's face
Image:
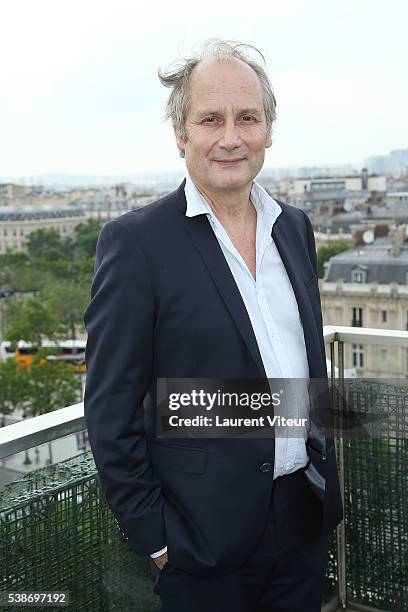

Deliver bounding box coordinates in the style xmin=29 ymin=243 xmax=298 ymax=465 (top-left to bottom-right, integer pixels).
xmin=175 ymin=58 xmax=272 ymax=196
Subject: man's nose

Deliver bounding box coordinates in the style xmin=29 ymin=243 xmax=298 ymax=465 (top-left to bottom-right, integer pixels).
xmin=219 ymin=120 xmax=242 ymax=149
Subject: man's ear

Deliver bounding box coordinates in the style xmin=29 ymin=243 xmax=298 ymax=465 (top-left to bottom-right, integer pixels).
xmin=265 ymin=135 xmax=272 ymax=149
xmin=173 ymin=124 xmax=186 ymax=158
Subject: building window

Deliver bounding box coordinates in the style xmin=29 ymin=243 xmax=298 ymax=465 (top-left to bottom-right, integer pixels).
xmin=381 ymin=310 xmax=388 ymax=323
xmin=311 ymin=181 xmax=345 ymax=191
xmin=380 ymin=349 xmax=389 ymax=364
xmin=352 ymin=307 xmax=363 ymax=327
xmin=351 ymin=269 xmax=366 ymax=283
xmin=352 ymin=344 xmax=364 ymax=368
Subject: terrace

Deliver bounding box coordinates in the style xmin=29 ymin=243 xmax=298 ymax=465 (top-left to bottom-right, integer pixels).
xmin=1 ymin=326 xmax=407 ymax=611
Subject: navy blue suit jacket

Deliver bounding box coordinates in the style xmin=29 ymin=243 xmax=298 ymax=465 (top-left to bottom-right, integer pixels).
xmin=83 ymin=180 xmax=343 ymax=577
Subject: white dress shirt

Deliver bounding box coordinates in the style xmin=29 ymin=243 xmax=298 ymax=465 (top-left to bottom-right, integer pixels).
xmin=150 ymin=174 xmax=310 ymax=559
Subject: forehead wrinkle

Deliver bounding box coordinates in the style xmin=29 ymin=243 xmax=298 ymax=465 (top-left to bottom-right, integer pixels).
xmin=193 ymin=91 xmax=264 ymax=115
xmin=196 ymin=89 xmax=263 ymax=108
xmin=196 ymin=81 xmax=260 ymax=96
xmin=195 ymin=105 xmax=263 ymax=118
xmin=187 ymin=62 xmax=265 ymax=122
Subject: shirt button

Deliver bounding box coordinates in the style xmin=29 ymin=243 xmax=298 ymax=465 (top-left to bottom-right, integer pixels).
xmin=259 ymin=462 xmax=273 ymax=473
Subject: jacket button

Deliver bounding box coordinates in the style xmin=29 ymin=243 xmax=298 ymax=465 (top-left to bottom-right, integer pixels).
xmin=259 ymin=462 xmax=273 ymax=473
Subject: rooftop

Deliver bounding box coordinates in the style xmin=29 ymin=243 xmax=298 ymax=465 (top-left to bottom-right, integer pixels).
xmin=0 ymin=208 xmax=85 ymax=221
xmin=333 ymin=237 xmax=408 ymax=262
xmin=324 ymin=235 xmax=408 ymax=284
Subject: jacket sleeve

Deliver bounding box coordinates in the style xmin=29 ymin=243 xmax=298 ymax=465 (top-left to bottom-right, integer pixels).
xmin=301 ymin=211 xmax=336 ymax=447
xmin=301 ymin=209 xmax=326 ymax=355
xmin=301 ymin=209 xmax=318 ymax=276
xmin=83 ymin=218 xmax=166 ymax=555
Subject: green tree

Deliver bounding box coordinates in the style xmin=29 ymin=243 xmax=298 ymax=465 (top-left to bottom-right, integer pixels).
xmin=73 ymin=219 xmax=103 ymax=259
xmin=25 ymin=228 xmax=75 ymax=262
xmin=42 ymin=258 xmax=93 ymax=285
xmin=26 ymin=350 xmax=79 ymax=417
xmin=0 ymin=252 xmax=29 ymax=287
xmin=47 ymin=280 xmax=89 ymax=342
xmin=317 ymin=242 xmax=350 ymax=278
xmin=0 ymin=252 xmax=46 ymax=294
xmin=0 ymin=358 xmax=30 ymax=426
xmin=3 ymin=296 xmax=67 ymax=346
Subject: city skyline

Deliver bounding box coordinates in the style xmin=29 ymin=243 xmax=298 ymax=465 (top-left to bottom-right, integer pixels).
xmin=1 ymin=146 xmax=406 ymax=188
xmin=1 ymin=0 xmax=407 ymax=177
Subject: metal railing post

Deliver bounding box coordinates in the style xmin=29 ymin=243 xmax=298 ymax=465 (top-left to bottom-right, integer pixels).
xmin=336 ymin=339 xmax=347 ymax=609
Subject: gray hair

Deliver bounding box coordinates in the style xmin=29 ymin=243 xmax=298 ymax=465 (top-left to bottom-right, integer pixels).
xmin=158 ymin=39 xmax=277 ymax=144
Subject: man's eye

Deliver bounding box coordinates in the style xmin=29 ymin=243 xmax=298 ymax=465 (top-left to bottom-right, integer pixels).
xmin=202 ymin=117 xmax=217 ymax=123
xmin=241 ymin=115 xmax=256 ymax=122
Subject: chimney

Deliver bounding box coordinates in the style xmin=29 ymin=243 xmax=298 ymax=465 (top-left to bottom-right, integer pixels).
xmin=361 ymin=167 xmax=368 ymax=190
xmin=351 ymin=224 xmax=375 ymax=247
xmin=391 ymin=225 xmax=405 ymax=257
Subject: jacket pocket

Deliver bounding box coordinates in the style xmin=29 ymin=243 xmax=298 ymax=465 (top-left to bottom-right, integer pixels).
xmin=149 ymin=441 xmax=208 ymax=474
xmin=306 ymin=440 xmax=335 ymax=470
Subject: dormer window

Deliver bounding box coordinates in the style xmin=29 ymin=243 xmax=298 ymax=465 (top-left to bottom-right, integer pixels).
xmin=351 ymin=267 xmax=367 ymax=283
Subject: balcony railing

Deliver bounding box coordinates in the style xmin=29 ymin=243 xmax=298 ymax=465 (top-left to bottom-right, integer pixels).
xmin=0 ymin=326 xmax=407 ymax=611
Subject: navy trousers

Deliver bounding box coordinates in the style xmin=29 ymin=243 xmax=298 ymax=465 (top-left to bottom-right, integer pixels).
xmin=150 ymin=467 xmax=329 ymax=612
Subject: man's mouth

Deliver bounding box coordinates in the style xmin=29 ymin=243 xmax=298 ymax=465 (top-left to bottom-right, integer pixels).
xmin=214 ymin=158 xmax=245 ymax=165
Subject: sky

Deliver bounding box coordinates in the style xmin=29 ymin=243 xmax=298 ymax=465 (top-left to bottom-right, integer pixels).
xmin=1 ymin=0 xmax=407 ymax=178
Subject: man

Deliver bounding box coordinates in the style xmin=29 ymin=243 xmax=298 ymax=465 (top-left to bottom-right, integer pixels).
xmin=84 ymin=40 xmax=343 ymax=611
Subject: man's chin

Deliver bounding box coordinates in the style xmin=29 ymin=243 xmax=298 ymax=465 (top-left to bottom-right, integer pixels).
xmin=210 ymin=172 xmax=253 ymax=192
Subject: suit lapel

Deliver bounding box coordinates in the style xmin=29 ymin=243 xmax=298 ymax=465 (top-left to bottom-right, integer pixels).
xmin=176 ymin=181 xmax=323 ymax=379
xmin=272 ymin=213 xmax=325 ymax=377
xmin=184 ymin=214 xmax=267 ymax=378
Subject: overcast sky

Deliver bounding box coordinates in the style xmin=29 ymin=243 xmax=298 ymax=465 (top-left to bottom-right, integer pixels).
xmin=1 ymin=0 xmax=407 ymax=178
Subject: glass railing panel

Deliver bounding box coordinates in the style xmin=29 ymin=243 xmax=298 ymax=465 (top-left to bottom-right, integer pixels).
xmin=0 ymin=450 xmax=160 ymax=611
